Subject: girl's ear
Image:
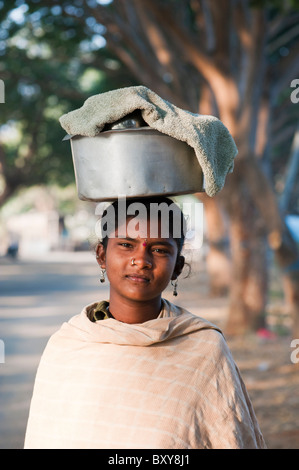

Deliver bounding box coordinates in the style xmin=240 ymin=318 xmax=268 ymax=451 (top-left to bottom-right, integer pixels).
xmin=171 ymin=255 xmax=185 ymax=280
xmin=96 ymin=243 xmax=106 ymax=268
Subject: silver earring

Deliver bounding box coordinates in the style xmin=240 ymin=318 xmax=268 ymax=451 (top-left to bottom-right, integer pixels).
xmin=99 ymin=268 xmax=106 ymax=284
xmin=171 ymin=279 xmax=178 ymax=296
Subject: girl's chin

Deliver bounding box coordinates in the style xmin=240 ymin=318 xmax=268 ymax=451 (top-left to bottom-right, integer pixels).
xmin=116 ymin=288 xmax=162 ymax=303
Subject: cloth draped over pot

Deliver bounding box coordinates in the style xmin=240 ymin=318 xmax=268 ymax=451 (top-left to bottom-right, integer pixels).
xmin=59 ymin=86 xmax=238 ymax=198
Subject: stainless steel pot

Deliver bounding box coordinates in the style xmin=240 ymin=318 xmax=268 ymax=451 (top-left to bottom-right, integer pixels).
xmin=65 ymin=127 xmax=204 ymax=202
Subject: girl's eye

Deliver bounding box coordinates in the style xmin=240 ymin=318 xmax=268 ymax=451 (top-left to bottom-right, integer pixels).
xmin=119 ymin=242 xmax=133 ymax=248
xmin=152 ymin=248 xmax=168 ymax=254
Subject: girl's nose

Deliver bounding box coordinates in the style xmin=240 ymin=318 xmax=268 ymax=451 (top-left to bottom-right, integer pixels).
xmin=133 ymin=246 xmax=152 ymax=268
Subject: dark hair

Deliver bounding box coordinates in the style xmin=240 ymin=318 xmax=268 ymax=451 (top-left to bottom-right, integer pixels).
xmin=99 ymin=196 xmax=187 ymax=257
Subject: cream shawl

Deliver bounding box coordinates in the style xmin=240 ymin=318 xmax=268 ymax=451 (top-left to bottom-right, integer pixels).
xmin=24 ymin=300 xmax=266 ymax=449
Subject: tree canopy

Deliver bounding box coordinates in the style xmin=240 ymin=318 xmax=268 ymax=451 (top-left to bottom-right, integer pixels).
xmin=0 ymin=0 xmax=298 ymax=209
xmin=0 ymin=0 xmax=136 ymax=202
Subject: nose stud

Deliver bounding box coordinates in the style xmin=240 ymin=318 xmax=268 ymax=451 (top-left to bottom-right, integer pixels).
xmin=131 ymin=258 xmax=135 ymax=266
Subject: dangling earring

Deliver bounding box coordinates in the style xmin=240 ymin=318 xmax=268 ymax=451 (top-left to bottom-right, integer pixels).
xmin=171 ymin=279 xmax=178 ymax=297
xmin=99 ymin=268 xmax=106 ymax=284
xmin=96 ymin=253 xmax=106 ymax=283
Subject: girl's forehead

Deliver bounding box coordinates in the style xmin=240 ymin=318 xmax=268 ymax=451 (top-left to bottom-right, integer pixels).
xmin=112 ymin=215 xmax=163 ymax=239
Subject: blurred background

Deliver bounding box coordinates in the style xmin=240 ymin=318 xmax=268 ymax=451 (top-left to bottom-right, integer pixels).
xmin=0 ymin=0 xmax=299 ymax=449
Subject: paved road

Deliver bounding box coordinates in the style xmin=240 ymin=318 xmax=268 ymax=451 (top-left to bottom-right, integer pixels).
xmin=0 ymin=252 xmax=109 ymax=449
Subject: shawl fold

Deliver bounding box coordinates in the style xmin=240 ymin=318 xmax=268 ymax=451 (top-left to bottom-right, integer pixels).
xmin=24 ymin=299 xmax=266 ymax=449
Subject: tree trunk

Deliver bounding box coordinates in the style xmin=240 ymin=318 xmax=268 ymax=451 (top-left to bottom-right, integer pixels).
xmin=241 ymin=155 xmax=299 ymax=338
xmin=223 ymin=153 xmax=299 ymax=336
xmin=222 ymin=168 xmax=268 ymax=335
xmin=197 ymin=193 xmax=231 ymax=296
xmin=196 ymin=81 xmax=232 ymax=297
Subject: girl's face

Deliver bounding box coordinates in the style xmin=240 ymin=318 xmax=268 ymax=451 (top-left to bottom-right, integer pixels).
xmin=97 ymin=216 xmax=184 ymax=305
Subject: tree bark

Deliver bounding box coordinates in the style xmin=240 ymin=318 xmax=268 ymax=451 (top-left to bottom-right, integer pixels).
xmin=221 ymin=167 xmax=268 ymax=335
xmin=223 ymin=153 xmax=299 ymax=337
xmin=197 ymin=193 xmax=231 ymax=296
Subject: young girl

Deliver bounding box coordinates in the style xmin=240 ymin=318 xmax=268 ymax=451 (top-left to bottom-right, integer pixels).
xmin=24 ymin=196 xmax=266 ymax=449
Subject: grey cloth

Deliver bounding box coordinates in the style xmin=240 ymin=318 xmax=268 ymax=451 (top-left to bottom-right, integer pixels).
xmin=59 ymin=85 xmax=238 ymax=197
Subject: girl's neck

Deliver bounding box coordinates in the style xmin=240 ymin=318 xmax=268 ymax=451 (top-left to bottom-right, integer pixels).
xmin=108 ymin=295 xmax=162 ymax=324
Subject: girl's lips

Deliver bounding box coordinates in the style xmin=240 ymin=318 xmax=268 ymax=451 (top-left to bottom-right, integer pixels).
xmin=126 ymin=274 xmax=150 ymax=283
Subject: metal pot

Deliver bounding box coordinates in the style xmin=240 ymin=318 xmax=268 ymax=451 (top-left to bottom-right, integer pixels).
xmin=65 ymin=127 xmax=204 ymax=202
